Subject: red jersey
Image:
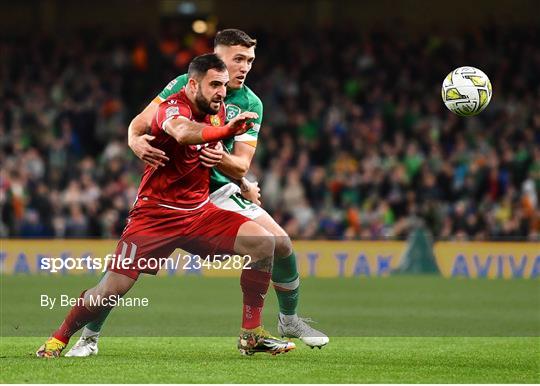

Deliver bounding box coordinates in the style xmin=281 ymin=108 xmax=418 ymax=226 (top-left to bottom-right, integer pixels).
xmin=136 ymin=88 xmax=226 ymax=209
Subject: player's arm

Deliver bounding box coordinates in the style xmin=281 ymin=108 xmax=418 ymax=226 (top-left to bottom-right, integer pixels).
xmin=211 ymin=96 xmax=263 ymax=178
xmin=128 ymin=75 xmax=187 ymax=168
xmin=162 ymin=111 xmax=259 ymax=145
xmin=216 ymin=142 xmax=255 ymax=179
xmin=200 ymin=142 xmax=261 ymax=204
xmin=128 ymin=101 xmax=169 ymax=168
xmin=202 ymin=97 xmax=264 ymax=199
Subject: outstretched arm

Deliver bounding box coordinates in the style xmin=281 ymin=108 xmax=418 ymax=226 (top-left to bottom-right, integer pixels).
xmin=163 ymin=112 xmax=259 ymax=145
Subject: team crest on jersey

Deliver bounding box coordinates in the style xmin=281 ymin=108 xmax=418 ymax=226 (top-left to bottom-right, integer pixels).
xmin=166 ymin=106 xmax=179 ymax=118
xmin=210 ymin=115 xmax=221 ymax=126
xmin=226 ymin=104 xmax=241 ymax=121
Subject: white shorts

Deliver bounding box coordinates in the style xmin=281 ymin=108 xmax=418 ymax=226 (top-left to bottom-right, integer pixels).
xmin=209 ymin=183 xmax=266 ymax=220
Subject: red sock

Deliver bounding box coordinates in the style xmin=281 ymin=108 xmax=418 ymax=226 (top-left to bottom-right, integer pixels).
xmin=240 ymin=269 xmax=271 ymax=329
xmin=52 ymin=291 xmax=101 ymax=344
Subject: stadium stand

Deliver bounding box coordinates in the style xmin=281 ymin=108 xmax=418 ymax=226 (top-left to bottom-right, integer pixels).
xmin=1 ymin=26 xmax=539 ymax=240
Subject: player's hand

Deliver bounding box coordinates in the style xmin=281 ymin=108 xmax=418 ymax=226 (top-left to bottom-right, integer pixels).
xmin=226 ymin=112 xmax=259 ymax=136
xmin=240 ymin=179 xmax=261 ymax=206
xmin=129 ymin=134 xmax=169 ymax=169
xmin=199 ymin=142 xmax=224 ymax=168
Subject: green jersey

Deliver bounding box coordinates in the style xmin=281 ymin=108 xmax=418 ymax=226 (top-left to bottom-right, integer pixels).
xmin=156 ymin=74 xmax=263 ymax=192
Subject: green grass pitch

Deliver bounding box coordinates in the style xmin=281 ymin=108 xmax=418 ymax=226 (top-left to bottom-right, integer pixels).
xmin=1 ymin=275 xmax=539 ymax=383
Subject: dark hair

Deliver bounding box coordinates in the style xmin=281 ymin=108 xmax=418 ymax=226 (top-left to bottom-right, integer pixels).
xmin=214 ymin=29 xmax=257 ymax=48
xmin=187 ymin=53 xmax=227 ymax=80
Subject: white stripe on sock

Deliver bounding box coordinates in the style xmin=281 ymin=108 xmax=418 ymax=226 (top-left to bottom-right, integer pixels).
xmin=272 ymin=277 xmax=299 ymax=291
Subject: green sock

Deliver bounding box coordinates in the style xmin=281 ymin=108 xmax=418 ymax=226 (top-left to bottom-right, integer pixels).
xmin=271 ymin=252 xmax=300 ymax=315
xmin=86 ymin=308 xmax=112 ymax=333
xmin=85 ymin=272 xmax=112 ymax=333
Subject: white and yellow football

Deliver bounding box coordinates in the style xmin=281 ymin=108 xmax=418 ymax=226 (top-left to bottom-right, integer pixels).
xmin=441 ymin=66 xmax=492 ymax=116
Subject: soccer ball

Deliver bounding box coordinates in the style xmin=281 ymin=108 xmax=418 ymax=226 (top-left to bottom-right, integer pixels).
xmin=441 ymin=66 xmax=492 ymax=116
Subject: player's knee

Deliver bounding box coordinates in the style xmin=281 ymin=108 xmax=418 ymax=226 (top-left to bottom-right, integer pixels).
xmin=254 ymin=233 xmax=275 ymax=260
xmin=236 ymin=222 xmax=275 ymax=259
xmin=256 ymin=216 xmax=292 ymax=258
xmin=274 ymin=235 xmax=293 ymax=258
xmin=243 ymin=231 xmax=274 ymax=260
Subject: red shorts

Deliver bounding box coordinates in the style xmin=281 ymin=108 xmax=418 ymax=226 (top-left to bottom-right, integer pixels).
xmin=108 ymin=199 xmax=251 ymax=279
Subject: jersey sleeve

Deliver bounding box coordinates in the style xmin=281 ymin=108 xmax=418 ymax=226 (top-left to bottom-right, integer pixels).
xmin=154 ymin=99 xmax=191 ymax=135
xmin=234 ymin=94 xmax=263 ymax=147
xmin=153 ymin=74 xmax=189 ymax=104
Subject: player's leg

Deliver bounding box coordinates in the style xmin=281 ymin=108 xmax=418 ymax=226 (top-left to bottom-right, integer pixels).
xmin=179 ymin=197 xmax=273 ymax=335
xmin=210 ymin=183 xmax=328 ymax=347
xmin=233 ymin=220 xmax=275 ymax=329
xmin=66 ymin=205 xmax=178 ymax=357
xmin=189 ymin=203 xmax=294 ymax=355
xmin=36 ymin=271 xmax=136 ymax=358
xmin=254 ymin=213 xmax=298 ymax=314
xmin=232 ymin=220 xmax=295 ymax=355
xmin=253 ymin=212 xmax=329 ymax=348
xmin=64 ymin=272 xmax=111 ymax=357
xmin=210 ymin=184 xmax=300 ymax=315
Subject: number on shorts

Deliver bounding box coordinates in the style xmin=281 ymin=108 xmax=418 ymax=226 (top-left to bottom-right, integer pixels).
xmin=229 ymin=193 xmax=252 ymax=209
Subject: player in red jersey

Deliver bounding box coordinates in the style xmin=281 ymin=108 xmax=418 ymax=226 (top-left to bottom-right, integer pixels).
xmin=36 ymin=54 xmax=295 ymax=358
xmin=68 ymin=31 xmax=327 ymax=358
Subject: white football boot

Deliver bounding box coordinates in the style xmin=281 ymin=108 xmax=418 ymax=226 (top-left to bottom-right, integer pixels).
xmin=64 ymin=335 xmax=99 ymax=357
xmin=277 ymin=314 xmax=329 ymax=348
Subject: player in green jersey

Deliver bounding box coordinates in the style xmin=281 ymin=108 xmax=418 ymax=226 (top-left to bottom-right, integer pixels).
xmin=66 ymin=29 xmax=328 ymax=357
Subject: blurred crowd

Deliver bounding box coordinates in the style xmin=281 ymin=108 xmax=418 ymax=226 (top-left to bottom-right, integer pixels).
xmin=2 ymin=25 xmax=540 ymax=240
